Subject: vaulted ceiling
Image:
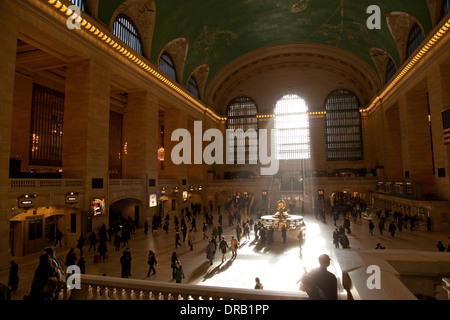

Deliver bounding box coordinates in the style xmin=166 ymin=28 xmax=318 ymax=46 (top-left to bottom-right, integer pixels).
xmin=96 ymin=0 xmax=436 ymax=112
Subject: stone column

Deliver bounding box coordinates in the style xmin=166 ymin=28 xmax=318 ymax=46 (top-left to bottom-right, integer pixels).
xmin=428 ymin=64 xmax=450 ymax=199
xmin=163 ymin=108 xmax=188 ymax=214
xmin=124 ymin=90 xmax=159 ymax=224
xmin=384 ymin=103 xmax=404 ymax=181
xmin=164 ymin=108 xmax=188 ymax=182
xmin=62 ymin=59 xmax=110 ymax=231
xmin=0 ymin=4 xmax=18 ymax=270
xmin=398 ymin=91 xmax=436 ymax=194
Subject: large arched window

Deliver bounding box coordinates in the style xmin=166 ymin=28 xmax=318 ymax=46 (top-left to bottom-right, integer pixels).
xmin=274 ymin=94 xmax=311 ymax=160
xmin=112 ymin=14 xmax=143 ymax=55
xmin=158 ymin=52 xmax=177 ymax=82
xmin=187 ymin=75 xmax=199 ymax=99
xmin=226 ymin=97 xmax=258 ymax=164
xmin=386 ymin=58 xmax=396 ymax=83
xmin=68 ymin=0 xmax=87 ymax=12
xmin=406 ymin=23 xmax=424 ymax=58
xmin=442 ymin=0 xmax=450 ymax=19
xmin=325 ymin=89 xmax=363 ymax=161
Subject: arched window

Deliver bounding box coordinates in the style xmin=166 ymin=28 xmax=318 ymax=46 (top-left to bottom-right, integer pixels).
xmin=325 ymin=89 xmax=363 ymax=161
xmin=386 ymin=58 xmax=396 ymax=83
xmin=406 ymin=23 xmax=424 ymax=58
xmin=112 ymin=14 xmax=143 ymax=55
xmin=68 ymin=0 xmax=87 ymax=12
xmin=441 ymin=0 xmax=450 ymax=19
xmin=226 ymin=97 xmax=258 ymax=164
xmin=274 ymin=94 xmax=311 ymax=160
xmin=158 ymin=52 xmax=177 ymax=82
xmin=187 ymin=76 xmax=199 ymax=99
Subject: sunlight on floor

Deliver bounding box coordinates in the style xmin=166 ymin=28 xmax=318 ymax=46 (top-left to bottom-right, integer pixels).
xmin=195 ymin=220 xmax=332 ymax=294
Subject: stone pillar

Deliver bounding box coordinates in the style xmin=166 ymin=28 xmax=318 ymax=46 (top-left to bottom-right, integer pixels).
xmin=124 ymin=90 xmax=159 ymax=224
xmin=398 ymin=91 xmax=436 ymax=194
xmin=0 ymin=4 xmax=18 ymax=270
xmin=384 ymin=103 xmax=404 ymax=181
xmin=163 ymin=108 xmax=188 ymax=214
xmin=164 ymin=108 xmax=188 ymax=181
xmin=428 ymin=64 xmax=450 ymax=199
xmin=62 ymin=59 xmax=110 ymax=231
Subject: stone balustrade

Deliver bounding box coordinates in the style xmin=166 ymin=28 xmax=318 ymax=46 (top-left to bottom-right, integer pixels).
xmin=67 ymin=274 xmax=307 ymax=300
xmin=443 ymin=278 xmax=450 ymax=300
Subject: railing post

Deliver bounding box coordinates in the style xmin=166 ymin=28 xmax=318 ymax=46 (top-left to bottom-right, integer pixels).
xmin=443 ymin=278 xmax=450 ymax=300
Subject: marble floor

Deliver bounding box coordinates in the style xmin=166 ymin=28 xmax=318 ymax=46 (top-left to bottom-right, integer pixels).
xmin=1 ymin=210 xmax=449 ymax=300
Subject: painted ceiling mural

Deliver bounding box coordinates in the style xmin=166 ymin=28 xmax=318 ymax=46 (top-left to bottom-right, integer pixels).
xmin=98 ymin=0 xmax=432 ymax=85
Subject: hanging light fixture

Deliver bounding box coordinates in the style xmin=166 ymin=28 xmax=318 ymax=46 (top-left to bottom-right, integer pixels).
xmin=158 ymin=147 xmax=165 ymax=161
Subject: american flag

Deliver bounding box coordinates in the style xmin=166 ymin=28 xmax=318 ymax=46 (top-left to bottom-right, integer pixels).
xmin=443 ymin=109 xmax=450 ymax=145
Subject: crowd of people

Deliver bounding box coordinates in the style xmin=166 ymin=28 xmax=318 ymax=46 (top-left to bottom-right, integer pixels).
xmin=4 ymin=193 xmax=449 ymax=301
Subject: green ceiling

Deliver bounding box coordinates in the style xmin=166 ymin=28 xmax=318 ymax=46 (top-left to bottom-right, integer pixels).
xmin=98 ymin=0 xmax=433 ymax=84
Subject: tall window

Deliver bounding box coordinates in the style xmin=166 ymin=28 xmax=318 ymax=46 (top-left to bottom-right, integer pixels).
xmin=226 ymin=97 xmax=258 ymax=164
xmin=158 ymin=52 xmax=177 ymax=82
xmin=406 ymin=23 xmax=424 ymax=58
xmin=68 ymin=0 xmax=87 ymax=11
xmin=29 ymin=84 xmax=64 ymax=166
xmin=386 ymin=58 xmax=396 ymax=83
xmin=188 ymin=76 xmax=199 ymax=98
xmin=442 ymin=0 xmax=450 ymax=19
xmin=274 ymin=94 xmax=311 ymax=160
xmin=325 ymin=89 xmax=363 ymax=161
xmin=112 ymin=14 xmax=143 ymax=55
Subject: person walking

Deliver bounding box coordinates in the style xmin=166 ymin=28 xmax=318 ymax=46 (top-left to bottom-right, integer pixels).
xmin=98 ymin=241 xmax=108 ymax=262
xmin=64 ymin=248 xmax=77 ymax=267
xmin=88 ymin=232 xmax=97 ymax=252
xmin=8 ymin=260 xmax=19 ymax=292
xmin=281 ymin=225 xmax=287 ymax=243
xmin=254 ymin=277 xmax=263 ymax=289
xmin=144 ymin=220 xmax=149 ymax=234
xmin=308 ymin=254 xmax=338 ymax=300
xmin=27 ymin=254 xmax=59 ymax=300
xmin=426 ymin=217 xmax=432 ymax=232
xmin=332 ymin=229 xmax=340 ymax=249
xmin=76 ymin=234 xmax=85 ymax=254
xmin=206 ymin=240 xmax=216 ymax=265
xmin=188 ymin=230 xmax=195 ymax=251
xmin=219 ymin=236 xmax=229 ymax=263
xmin=368 ymin=220 xmax=374 ymax=235
xmin=175 ymin=231 xmax=181 ymax=248
xmin=113 ymin=234 xmax=121 ymax=252
xmin=77 ymin=254 xmax=86 ymax=274
xmin=55 ymin=228 xmax=63 ymax=247
xmin=230 ymin=236 xmax=238 ymax=259
xmin=120 ymin=250 xmax=131 ymax=278
xmin=147 ymin=250 xmax=157 ymax=277
xmin=378 ymin=220 xmax=384 ymax=236
xmin=202 ymin=222 xmax=209 ymax=240
xmin=171 ymin=252 xmax=178 ymax=279
xmin=389 ymin=222 xmax=396 ymax=238
xmin=174 ymin=260 xmax=184 ymax=283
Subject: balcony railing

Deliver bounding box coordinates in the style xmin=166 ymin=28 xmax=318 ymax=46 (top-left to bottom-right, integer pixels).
xmin=9 ymin=179 xmax=84 ymax=189
xmin=67 ymin=274 xmax=306 ymax=300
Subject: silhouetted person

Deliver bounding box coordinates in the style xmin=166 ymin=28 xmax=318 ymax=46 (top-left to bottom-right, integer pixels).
xmin=308 ymin=254 xmax=338 ymax=300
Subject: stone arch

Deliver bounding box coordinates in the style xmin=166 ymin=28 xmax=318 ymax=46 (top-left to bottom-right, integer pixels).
xmin=427 ymin=0 xmax=447 ymax=27
xmin=369 ymin=48 xmax=397 ymax=85
xmin=385 ymin=11 xmax=425 ymax=64
xmin=158 ymin=37 xmax=189 ymax=83
xmin=109 ymin=0 xmax=156 ymax=59
xmin=187 ymin=64 xmax=209 ymax=100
